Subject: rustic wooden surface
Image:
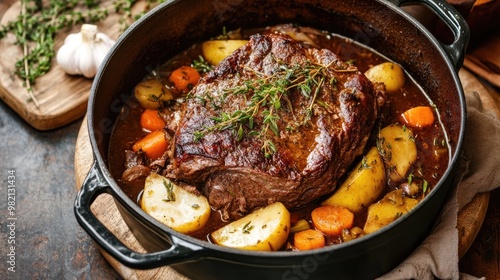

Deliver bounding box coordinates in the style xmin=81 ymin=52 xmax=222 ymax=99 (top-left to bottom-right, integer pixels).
xmin=0 ymin=0 xmax=147 ymax=130
xmin=72 ymin=68 xmax=497 ymax=279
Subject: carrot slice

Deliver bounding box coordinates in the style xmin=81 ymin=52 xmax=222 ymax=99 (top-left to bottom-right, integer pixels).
xmin=169 ymin=65 xmax=201 ymax=93
xmin=311 ymin=205 xmax=354 ymax=236
xmin=401 ymin=106 xmax=435 ymax=128
xmin=294 ymin=229 xmax=325 ymax=251
xmin=132 ymin=130 xmax=169 ymax=160
xmin=140 ymin=109 xmax=166 ymax=132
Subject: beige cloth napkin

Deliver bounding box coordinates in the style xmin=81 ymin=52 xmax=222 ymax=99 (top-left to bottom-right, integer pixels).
xmin=379 ymin=75 xmax=500 ymax=280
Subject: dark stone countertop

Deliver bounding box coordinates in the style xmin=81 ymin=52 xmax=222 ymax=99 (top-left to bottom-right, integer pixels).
xmin=0 ymin=100 xmax=121 ymax=279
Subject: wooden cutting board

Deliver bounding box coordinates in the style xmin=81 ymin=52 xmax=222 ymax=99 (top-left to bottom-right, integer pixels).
xmin=74 ymin=68 xmax=496 ymax=279
xmin=0 ymin=0 xmax=148 ymax=130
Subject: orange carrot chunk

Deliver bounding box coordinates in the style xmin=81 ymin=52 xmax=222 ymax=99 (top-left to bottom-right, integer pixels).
xmin=294 ymin=229 xmax=325 ymax=251
xmin=311 ymin=205 xmax=354 ymax=236
xmin=401 ymin=106 xmax=435 ymax=128
xmin=132 ymin=130 xmax=169 ymax=160
xmin=169 ymin=65 xmax=201 ymax=93
xmin=140 ymin=109 xmax=167 ymax=132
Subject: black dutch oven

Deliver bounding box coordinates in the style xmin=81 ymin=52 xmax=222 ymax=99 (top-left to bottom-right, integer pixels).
xmin=74 ymin=0 xmax=469 ymax=279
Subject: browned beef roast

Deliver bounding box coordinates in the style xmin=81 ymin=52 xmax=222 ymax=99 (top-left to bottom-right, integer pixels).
xmin=165 ymin=33 xmax=381 ymax=220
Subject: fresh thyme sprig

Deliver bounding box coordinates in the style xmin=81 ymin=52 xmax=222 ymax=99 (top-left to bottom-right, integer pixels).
xmin=0 ymin=0 xmax=164 ymax=107
xmin=193 ymin=59 xmax=352 ymax=158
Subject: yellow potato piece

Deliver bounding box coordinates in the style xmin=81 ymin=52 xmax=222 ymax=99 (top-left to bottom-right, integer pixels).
xmin=364 ymin=62 xmax=406 ymax=92
xmin=211 ymin=202 xmax=291 ymax=251
xmin=363 ymin=189 xmax=418 ymax=234
xmin=322 ymin=147 xmax=386 ymax=213
xmin=134 ymin=78 xmax=174 ymax=109
xmin=378 ymin=124 xmax=417 ymax=182
xmin=201 ymin=40 xmax=248 ymax=65
xmin=141 ymin=173 xmax=210 ymax=234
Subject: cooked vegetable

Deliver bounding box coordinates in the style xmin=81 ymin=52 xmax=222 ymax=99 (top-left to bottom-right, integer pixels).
xmin=141 ymin=173 xmax=211 ymax=234
xmin=290 ymin=219 xmax=311 ymax=233
xmin=132 ymin=130 xmax=169 ymax=160
xmin=364 ymin=62 xmax=406 ymax=92
xmin=211 ymin=202 xmax=290 ymax=251
xmin=401 ymin=106 xmax=435 ymax=128
xmin=201 ymin=40 xmax=248 ymax=65
xmin=140 ymin=109 xmax=166 ymax=132
xmin=378 ymin=124 xmax=417 ymax=183
xmin=322 ymin=147 xmax=386 ymax=212
xmin=294 ymin=229 xmax=325 ymax=251
xmin=169 ymin=66 xmax=201 ymax=93
xmin=311 ymin=205 xmax=354 ymax=236
xmin=341 ymin=227 xmax=364 ymax=242
xmin=364 ymin=189 xmax=418 ymax=234
xmin=134 ymin=78 xmax=175 ymax=109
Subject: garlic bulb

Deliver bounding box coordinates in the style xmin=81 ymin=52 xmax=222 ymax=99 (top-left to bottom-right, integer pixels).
xmin=56 ymin=24 xmax=115 ymax=78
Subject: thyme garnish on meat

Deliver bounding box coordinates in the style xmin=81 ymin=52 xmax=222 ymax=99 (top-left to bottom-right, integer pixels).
xmin=193 ymin=59 xmax=354 ymax=158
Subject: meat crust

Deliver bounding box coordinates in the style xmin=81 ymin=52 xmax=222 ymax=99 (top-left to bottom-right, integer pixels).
xmin=166 ymin=33 xmax=380 ymax=220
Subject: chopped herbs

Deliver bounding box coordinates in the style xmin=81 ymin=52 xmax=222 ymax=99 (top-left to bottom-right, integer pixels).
xmin=407 ymin=173 xmax=431 ymax=198
xmin=242 ymin=221 xmax=254 ymax=234
xmin=407 ymin=173 xmax=414 ymax=185
xmin=422 ymin=179 xmax=429 ymax=195
xmin=376 ymin=137 xmax=392 ymax=162
xmin=162 ymin=179 xmax=176 ymax=202
xmin=359 ymin=156 xmax=371 ymax=171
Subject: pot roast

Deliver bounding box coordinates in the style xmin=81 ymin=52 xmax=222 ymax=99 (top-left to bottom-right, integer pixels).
xmin=161 ymin=33 xmax=382 ymax=220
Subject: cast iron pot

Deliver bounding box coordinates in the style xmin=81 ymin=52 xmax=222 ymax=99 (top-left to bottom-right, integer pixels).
xmin=75 ymin=0 xmax=468 ymax=279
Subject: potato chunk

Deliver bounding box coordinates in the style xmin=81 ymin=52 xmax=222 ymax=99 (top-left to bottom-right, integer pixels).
xmin=201 ymin=40 xmax=248 ymax=65
xmin=141 ymin=173 xmax=210 ymax=234
xmin=322 ymin=147 xmax=386 ymax=213
xmin=378 ymin=124 xmax=417 ymax=183
xmin=211 ymin=202 xmax=290 ymax=251
xmin=364 ymin=62 xmax=406 ymax=92
xmin=364 ymin=189 xmax=418 ymax=234
xmin=134 ymin=78 xmax=174 ymax=109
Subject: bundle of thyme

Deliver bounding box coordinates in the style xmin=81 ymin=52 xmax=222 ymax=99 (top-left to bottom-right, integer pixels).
xmin=0 ymin=0 xmax=163 ymax=107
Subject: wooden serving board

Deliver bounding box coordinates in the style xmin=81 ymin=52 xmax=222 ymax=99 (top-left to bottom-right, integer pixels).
xmin=0 ymin=0 xmax=148 ymax=130
xmin=74 ymin=68 xmax=496 ymax=279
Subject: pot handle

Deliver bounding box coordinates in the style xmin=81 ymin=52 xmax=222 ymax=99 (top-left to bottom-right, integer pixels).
xmin=74 ymin=162 xmax=204 ymax=269
xmin=388 ymin=0 xmax=470 ymax=70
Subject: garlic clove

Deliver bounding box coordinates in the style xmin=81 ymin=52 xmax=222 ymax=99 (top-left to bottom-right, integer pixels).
xmin=78 ymin=44 xmax=97 ymax=79
xmin=56 ymin=35 xmax=82 ymax=76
